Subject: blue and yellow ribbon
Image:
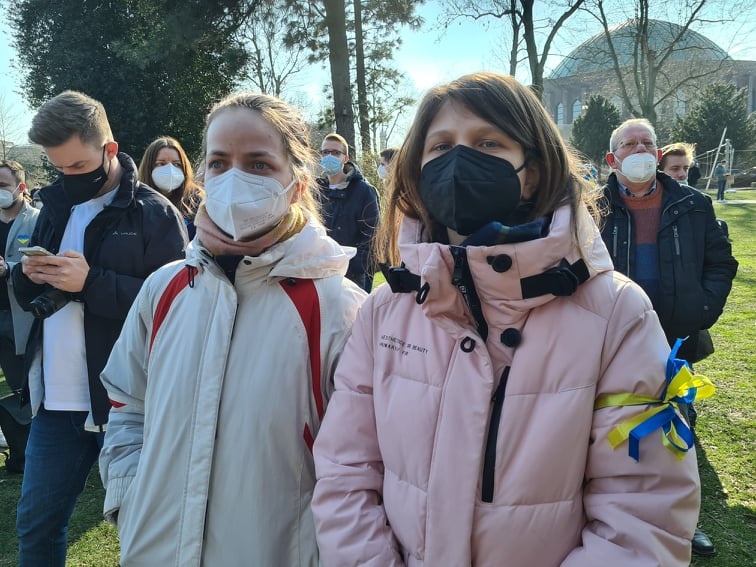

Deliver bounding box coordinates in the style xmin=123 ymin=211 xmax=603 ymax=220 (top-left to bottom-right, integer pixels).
xmin=594 ymin=338 xmax=716 ymax=461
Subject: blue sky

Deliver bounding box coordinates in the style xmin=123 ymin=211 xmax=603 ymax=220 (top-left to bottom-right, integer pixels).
xmin=1 ymin=2 xmax=755 ymax=147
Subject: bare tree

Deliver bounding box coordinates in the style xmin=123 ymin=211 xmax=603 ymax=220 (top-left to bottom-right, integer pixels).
xmin=240 ymin=3 xmax=306 ymax=97
xmin=581 ymin=0 xmax=750 ymax=124
xmin=0 ymin=94 xmax=26 ymax=160
xmin=440 ymin=0 xmax=586 ymax=97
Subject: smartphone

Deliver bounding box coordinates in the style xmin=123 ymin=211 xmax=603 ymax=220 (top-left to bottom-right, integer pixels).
xmin=19 ymin=246 xmax=54 ymax=257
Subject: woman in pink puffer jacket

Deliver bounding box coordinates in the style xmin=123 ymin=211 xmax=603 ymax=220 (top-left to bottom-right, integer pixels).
xmin=311 ymin=73 xmax=699 ymax=567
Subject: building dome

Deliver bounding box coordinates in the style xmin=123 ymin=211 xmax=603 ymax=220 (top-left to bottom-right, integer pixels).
xmin=549 ymin=19 xmax=731 ymax=79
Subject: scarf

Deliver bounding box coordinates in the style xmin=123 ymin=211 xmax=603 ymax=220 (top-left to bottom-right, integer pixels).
xmin=194 ymin=203 xmax=307 ymax=257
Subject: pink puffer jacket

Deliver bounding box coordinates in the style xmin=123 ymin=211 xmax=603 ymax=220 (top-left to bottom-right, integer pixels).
xmin=312 ymin=205 xmax=699 ymax=566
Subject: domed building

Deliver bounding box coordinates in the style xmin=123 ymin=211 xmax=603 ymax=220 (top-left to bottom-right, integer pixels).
xmin=543 ymin=19 xmax=756 ymax=140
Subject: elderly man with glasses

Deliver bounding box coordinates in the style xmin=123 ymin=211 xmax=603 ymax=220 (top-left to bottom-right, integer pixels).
xmin=599 ymin=118 xmax=738 ymax=559
xmin=316 ymin=133 xmax=380 ymax=292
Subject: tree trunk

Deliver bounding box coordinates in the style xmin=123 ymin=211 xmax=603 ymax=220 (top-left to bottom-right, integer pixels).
xmin=324 ymin=0 xmax=356 ymax=153
xmin=353 ymin=0 xmax=370 ymax=153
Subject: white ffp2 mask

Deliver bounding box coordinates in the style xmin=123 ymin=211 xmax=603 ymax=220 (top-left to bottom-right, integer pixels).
xmin=204 ymin=168 xmax=295 ymax=241
xmin=151 ymin=164 xmax=185 ymax=192
xmin=616 ymin=153 xmax=657 ymax=183
xmin=0 ymin=186 xmax=19 ymax=209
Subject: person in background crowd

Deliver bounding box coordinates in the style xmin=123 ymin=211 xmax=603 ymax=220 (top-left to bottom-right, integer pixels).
xmin=312 ymin=72 xmax=700 ymax=566
xmin=100 ymin=91 xmax=365 ymax=566
xmin=658 ymin=142 xmax=694 ymax=184
xmin=602 ymin=120 xmax=738 ymax=558
xmin=30 ymin=188 xmax=43 ymax=209
xmin=138 ymin=136 xmax=204 ymax=239
xmin=687 ymin=160 xmax=701 ymax=188
xmin=316 ymin=133 xmax=380 ymax=292
xmin=12 ymin=90 xmax=187 ymax=566
xmin=377 ymin=147 xmax=399 ymax=183
xmin=0 ymin=160 xmax=38 ymax=474
xmin=714 ymin=159 xmax=728 ymax=202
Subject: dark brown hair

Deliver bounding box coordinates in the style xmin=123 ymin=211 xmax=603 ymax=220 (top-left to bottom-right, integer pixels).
xmin=378 ymin=72 xmax=600 ymax=264
xmin=138 ymin=136 xmax=204 ymax=220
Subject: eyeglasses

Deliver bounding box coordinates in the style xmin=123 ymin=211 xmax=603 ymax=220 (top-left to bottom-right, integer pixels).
xmin=320 ymin=149 xmax=344 ymax=157
xmin=616 ymin=139 xmax=657 ymax=152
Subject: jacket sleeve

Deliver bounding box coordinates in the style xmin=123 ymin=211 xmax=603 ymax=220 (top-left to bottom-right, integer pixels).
xmin=562 ymin=281 xmax=699 ymax=566
xmin=699 ymin=197 xmax=737 ymax=330
xmin=350 ymin=184 xmax=380 ymax=277
xmin=98 ymin=278 xmax=154 ymax=524
xmin=312 ymin=298 xmax=404 ymax=567
xmin=10 ymin=212 xmax=49 ymax=310
xmin=80 ymin=204 xmax=187 ymax=321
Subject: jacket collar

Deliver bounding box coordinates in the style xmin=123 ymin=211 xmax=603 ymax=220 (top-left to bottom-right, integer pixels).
xmin=605 ymin=171 xmax=692 ymax=208
xmin=38 ymin=152 xmax=141 ymax=224
xmin=397 ymin=205 xmax=613 ymax=330
xmin=185 ymin=212 xmax=355 ymax=283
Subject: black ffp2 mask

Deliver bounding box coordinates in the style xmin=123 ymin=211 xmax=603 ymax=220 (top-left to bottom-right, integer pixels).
xmin=62 ymin=146 xmax=110 ymax=205
xmin=419 ymin=144 xmax=526 ymax=236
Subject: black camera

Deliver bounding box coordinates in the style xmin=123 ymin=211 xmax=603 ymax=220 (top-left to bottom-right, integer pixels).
xmin=29 ymin=289 xmax=70 ymax=320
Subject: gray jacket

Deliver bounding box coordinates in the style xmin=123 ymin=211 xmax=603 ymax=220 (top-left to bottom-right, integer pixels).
xmin=4 ymin=200 xmax=39 ymax=355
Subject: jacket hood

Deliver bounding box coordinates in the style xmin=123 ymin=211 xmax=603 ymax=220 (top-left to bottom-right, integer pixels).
xmin=396 ymin=204 xmax=613 ymax=333
xmin=186 ymin=211 xmax=355 ymax=281
xmin=316 ymin=161 xmax=364 ymax=190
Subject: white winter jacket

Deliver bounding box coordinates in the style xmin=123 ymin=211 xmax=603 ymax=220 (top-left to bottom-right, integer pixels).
xmin=100 ymin=217 xmax=366 ymax=566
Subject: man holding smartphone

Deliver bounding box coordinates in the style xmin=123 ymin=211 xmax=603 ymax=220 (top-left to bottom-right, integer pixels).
xmin=11 ymin=90 xmax=187 ymax=566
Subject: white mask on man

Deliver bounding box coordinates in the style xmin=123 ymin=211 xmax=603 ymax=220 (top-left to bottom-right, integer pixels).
xmin=151 ymin=164 xmax=185 ymax=192
xmin=204 ymin=168 xmax=295 ymax=241
xmin=377 ymin=164 xmax=388 ymax=180
xmin=0 ymin=186 xmax=19 ymax=209
xmin=616 ymin=153 xmax=657 ymax=183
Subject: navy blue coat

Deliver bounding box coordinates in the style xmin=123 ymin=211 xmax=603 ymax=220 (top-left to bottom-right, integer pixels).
xmin=316 ymin=162 xmax=380 ymax=291
xmin=600 ymin=172 xmax=737 ymax=362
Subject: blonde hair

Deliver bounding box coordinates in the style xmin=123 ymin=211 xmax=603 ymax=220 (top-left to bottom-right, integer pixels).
xmin=202 ymin=92 xmax=321 ymax=222
xmin=658 ymin=142 xmax=694 ymax=170
xmin=322 ymin=133 xmax=349 ymax=156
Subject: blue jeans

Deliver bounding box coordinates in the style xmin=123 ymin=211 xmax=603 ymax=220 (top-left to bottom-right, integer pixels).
xmin=16 ymin=408 xmax=104 ymax=566
xmin=717 ymin=178 xmax=727 ymax=200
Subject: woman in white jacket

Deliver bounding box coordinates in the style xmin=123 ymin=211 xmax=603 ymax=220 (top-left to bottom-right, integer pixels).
xmin=99 ymin=92 xmax=366 ymax=566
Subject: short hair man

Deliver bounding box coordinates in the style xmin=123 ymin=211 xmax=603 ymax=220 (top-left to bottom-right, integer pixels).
xmin=601 ymin=118 xmax=738 ymax=558
xmin=658 ymin=142 xmax=694 ymax=183
xmin=0 ymin=160 xmax=39 ymax=474
xmin=316 ymin=133 xmax=380 ymax=292
xmin=713 ymin=159 xmax=728 ymax=202
xmin=12 ymin=91 xmax=187 ymax=565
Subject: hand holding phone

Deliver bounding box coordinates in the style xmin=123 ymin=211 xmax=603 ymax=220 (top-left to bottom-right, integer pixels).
xmin=19 ymin=246 xmax=54 ymax=257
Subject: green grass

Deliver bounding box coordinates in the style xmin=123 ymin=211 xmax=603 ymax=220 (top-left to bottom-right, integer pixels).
xmin=1 ymin=201 xmax=754 ymax=566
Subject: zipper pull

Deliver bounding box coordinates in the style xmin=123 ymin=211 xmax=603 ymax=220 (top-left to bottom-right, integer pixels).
xmin=672 ymin=224 xmax=681 ymax=255
xmin=450 ymin=246 xmax=464 ymax=286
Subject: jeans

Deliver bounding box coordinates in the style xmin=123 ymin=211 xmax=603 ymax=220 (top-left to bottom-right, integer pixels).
xmin=717 ymin=178 xmax=727 ymax=200
xmin=16 ymin=408 xmax=105 ymax=567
